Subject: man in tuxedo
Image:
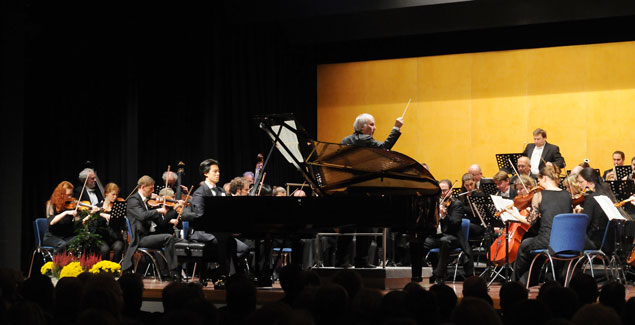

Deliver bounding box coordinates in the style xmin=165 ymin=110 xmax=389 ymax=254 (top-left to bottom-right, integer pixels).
xmin=122 ymin=175 xmax=180 ymax=281
xmin=521 ymin=128 xmax=565 ymax=176
xmin=336 ymin=113 xmax=404 ymax=268
xmin=493 ymin=170 xmax=517 ymax=200
xmin=74 ymin=168 xmax=103 ymax=205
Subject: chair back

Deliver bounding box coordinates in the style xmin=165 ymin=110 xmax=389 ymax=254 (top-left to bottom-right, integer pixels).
xmin=549 ymin=213 xmax=588 ymax=254
xmin=182 ymin=221 xmax=190 ymax=240
xmin=461 ymin=218 xmax=470 ymax=241
xmin=125 ymin=217 xmax=133 ymax=242
xmin=34 ymin=218 xmax=49 ymax=247
xmin=598 ymin=219 xmax=615 ymax=252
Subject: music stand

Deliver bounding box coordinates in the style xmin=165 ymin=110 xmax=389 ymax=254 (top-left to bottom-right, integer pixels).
xmin=496 ymin=153 xmax=523 ymax=175
xmin=468 ymin=194 xmax=507 ymax=285
xmin=615 ymin=166 xmax=633 ymax=180
xmin=154 ymin=185 xmax=166 ymax=195
xmin=452 ymin=188 xmax=463 ymax=197
xmin=479 ymin=180 xmax=498 ymax=196
xmin=608 ymin=180 xmax=635 ymax=202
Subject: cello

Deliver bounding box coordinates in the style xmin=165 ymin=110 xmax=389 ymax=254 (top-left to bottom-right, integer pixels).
xmin=489 ymin=160 xmax=538 ymax=266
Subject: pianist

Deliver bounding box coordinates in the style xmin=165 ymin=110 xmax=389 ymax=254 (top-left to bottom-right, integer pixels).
xmin=336 ymin=113 xmax=405 ymax=268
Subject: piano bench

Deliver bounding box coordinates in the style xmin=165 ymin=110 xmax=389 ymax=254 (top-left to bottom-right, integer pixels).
xmin=175 ymin=241 xmax=208 ymax=258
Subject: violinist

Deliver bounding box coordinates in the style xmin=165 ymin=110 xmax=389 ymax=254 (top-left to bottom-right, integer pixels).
xmin=162 ymin=171 xmax=189 ymax=196
xmin=43 ymin=181 xmax=80 ymax=253
xmin=574 ymin=167 xmax=614 ymax=250
xmin=509 ymin=156 xmax=536 ymax=186
xmin=228 ymin=177 xmax=250 ymax=196
xmin=458 ymin=173 xmax=486 ymax=239
xmin=94 ymin=183 xmax=126 ymax=262
xmin=493 ymin=170 xmax=517 ymax=200
xmin=512 ymin=165 xmax=572 ymax=285
xmin=121 ymin=175 xmax=180 ymax=282
xmin=74 ymin=168 xmax=103 ymax=205
xmin=242 ymin=171 xmax=255 ymax=186
xmin=417 ymin=179 xmax=473 ymax=284
xmin=151 ymin=187 xmax=184 ymax=235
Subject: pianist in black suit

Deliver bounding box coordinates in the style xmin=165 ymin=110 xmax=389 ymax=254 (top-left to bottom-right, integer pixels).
xmin=121 ymin=175 xmax=180 ymax=281
xmin=521 ymin=128 xmax=565 ymax=177
xmin=336 ymin=113 xmax=404 ymax=268
xmin=190 ymin=159 xmax=247 ymax=284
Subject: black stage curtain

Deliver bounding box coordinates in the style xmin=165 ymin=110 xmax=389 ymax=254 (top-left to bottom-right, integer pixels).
xmin=20 ymin=2 xmax=317 ymax=272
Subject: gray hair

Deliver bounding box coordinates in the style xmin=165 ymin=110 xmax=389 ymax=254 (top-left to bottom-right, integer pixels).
xmin=78 ymin=168 xmax=95 ymax=182
xmin=243 ymin=171 xmax=254 ymax=178
xmin=162 ymin=171 xmax=178 ymax=181
xmin=353 ymin=113 xmax=374 ymax=132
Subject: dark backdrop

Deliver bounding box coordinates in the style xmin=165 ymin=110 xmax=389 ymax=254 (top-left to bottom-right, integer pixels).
xmin=3 ymin=0 xmax=635 ymax=272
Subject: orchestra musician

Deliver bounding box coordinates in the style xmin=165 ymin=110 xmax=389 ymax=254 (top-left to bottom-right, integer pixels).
xmin=43 ymin=181 xmax=80 ymax=253
xmin=493 ymin=170 xmax=517 ymax=200
xmin=74 ymin=168 xmax=103 ymax=206
xmin=458 ymin=173 xmax=486 ymax=239
xmin=336 ymin=113 xmax=404 ymax=268
xmin=162 ymin=171 xmax=188 ymax=195
xmin=574 ymin=167 xmax=614 ymax=250
xmin=228 ymin=177 xmax=250 ymax=196
xmin=418 ymin=179 xmax=473 ymax=284
xmin=512 ymin=165 xmax=572 ymax=285
xmin=94 ymin=182 xmax=127 ymax=262
xmin=602 ymin=150 xmax=625 ymax=181
xmin=121 ymin=175 xmax=180 ymax=282
xmin=468 ymin=165 xmax=484 ymax=189
xmin=510 ymin=156 xmax=535 ymax=185
xmin=521 ymin=128 xmax=566 ymax=177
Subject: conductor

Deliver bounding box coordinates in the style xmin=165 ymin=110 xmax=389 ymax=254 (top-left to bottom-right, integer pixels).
xmin=336 ymin=113 xmax=404 ymax=268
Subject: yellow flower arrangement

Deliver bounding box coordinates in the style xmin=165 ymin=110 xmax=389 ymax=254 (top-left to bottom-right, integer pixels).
xmin=40 ymin=261 xmax=54 ymax=276
xmin=89 ymin=260 xmax=122 ymax=276
xmin=59 ymin=261 xmax=84 ymax=278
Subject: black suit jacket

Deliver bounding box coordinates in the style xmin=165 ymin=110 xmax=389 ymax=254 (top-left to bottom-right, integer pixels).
xmin=495 ymin=187 xmax=518 ymax=200
xmin=441 ymin=199 xmax=471 ymax=256
xmin=74 ymin=186 xmax=104 ymax=204
xmin=121 ymin=192 xmax=163 ymax=270
xmin=189 ymin=183 xmax=225 ymax=232
xmin=521 ymin=142 xmax=566 ymax=171
xmin=341 ymin=128 xmax=401 ymax=150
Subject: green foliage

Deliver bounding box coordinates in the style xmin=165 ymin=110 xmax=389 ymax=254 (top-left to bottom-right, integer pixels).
xmin=67 ymin=211 xmax=104 ymax=256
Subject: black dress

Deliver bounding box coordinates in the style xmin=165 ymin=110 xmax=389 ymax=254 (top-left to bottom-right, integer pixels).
xmin=95 ymin=202 xmax=127 ymax=262
xmin=43 ymin=204 xmax=78 ymax=253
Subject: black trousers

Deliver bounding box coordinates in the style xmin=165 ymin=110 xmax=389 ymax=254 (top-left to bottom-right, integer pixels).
xmin=138 ymin=233 xmax=178 ymax=274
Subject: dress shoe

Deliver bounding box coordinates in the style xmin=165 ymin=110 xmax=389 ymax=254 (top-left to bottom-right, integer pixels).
xmin=430 ymin=275 xmax=445 ymax=285
xmin=411 ymin=276 xmax=423 ymax=283
xmin=354 ymin=262 xmax=376 ymax=269
xmin=213 ymin=276 xmax=227 ymax=290
xmin=335 ymin=263 xmax=353 ymax=268
xmin=168 ymin=272 xmax=182 ymax=283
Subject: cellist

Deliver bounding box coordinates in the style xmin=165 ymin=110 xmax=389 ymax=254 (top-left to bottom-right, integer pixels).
xmin=512 ymin=165 xmax=572 ymax=285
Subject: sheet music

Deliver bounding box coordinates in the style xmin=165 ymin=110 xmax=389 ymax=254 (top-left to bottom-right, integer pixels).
xmin=593 ymin=195 xmax=627 ymax=221
xmin=490 ymin=195 xmax=521 ymax=223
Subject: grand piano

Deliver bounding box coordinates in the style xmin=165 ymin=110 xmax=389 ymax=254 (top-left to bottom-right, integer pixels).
xmin=195 ymin=114 xmax=441 ymax=235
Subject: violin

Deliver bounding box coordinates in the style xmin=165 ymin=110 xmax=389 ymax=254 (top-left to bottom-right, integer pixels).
xmin=64 ymin=198 xmax=100 ymax=212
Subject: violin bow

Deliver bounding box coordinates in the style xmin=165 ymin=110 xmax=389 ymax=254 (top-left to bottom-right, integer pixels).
xmin=163 ymin=165 xmax=171 ymax=209
xmin=174 ymin=185 xmax=194 ymax=229
xmin=74 ymin=175 xmax=90 ymax=216
xmin=257 ymin=172 xmax=267 ymax=196
xmin=125 ymin=185 xmax=139 ymax=201
xmin=508 ymin=158 xmax=529 ymax=194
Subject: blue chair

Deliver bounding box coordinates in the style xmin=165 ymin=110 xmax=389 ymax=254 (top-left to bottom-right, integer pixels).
xmin=425 ymin=218 xmax=471 ymax=283
xmin=28 ymin=218 xmax=56 ymax=278
xmin=571 ymin=219 xmax=622 ymax=283
xmin=124 ymin=217 xmax=168 ymax=281
xmin=526 ymin=213 xmax=588 ymax=289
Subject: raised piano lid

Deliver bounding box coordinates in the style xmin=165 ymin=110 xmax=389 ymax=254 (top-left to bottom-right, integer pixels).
xmin=256 ymin=114 xmax=439 ymax=197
